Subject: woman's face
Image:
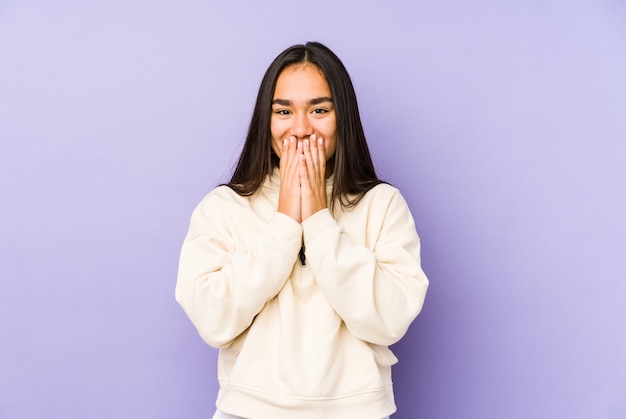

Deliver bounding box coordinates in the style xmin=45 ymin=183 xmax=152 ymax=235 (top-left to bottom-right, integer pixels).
xmin=270 ymin=64 xmax=337 ymax=165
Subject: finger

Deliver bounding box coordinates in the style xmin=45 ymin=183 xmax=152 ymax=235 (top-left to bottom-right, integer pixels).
xmin=301 ymin=138 xmax=312 ymax=167
xmin=280 ymin=137 xmax=296 ymax=177
xmin=278 ymin=136 xmax=303 ymax=222
xmin=289 ymin=135 xmax=297 ymax=159
xmin=301 ymin=139 xmax=319 ymax=189
xmin=279 ymin=138 xmax=289 ymax=170
xmin=280 ymin=137 xmax=301 ymax=193
xmin=308 ymin=134 xmax=319 ymax=170
xmin=286 ymin=136 xmax=299 ymax=175
xmin=296 ymin=153 xmax=306 ymax=192
xmin=315 ymin=136 xmax=325 ymax=182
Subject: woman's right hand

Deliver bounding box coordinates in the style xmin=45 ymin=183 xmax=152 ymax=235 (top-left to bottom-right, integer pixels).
xmin=277 ymin=136 xmax=302 ymax=223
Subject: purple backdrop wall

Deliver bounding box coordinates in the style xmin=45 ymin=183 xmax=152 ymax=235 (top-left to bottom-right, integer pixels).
xmin=1 ymin=1 xmax=625 ymax=418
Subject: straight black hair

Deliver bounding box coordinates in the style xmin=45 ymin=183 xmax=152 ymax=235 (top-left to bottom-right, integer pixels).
xmin=226 ymin=41 xmax=383 ymax=209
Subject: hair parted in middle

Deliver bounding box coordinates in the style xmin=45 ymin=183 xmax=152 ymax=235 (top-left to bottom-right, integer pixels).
xmin=226 ymin=41 xmax=383 ymax=209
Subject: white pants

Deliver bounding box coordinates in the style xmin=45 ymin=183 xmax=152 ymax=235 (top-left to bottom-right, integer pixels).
xmin=212 ymin=410 xmax=389 ymax=419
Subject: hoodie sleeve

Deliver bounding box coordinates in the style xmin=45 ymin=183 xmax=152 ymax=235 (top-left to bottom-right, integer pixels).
xmin=301 ymin=186 xmax=428 ymax=347
xmin=175 ymin=188 xmax=302 ymax=349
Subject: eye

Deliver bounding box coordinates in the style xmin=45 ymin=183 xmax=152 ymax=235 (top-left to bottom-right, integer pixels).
xmin=275 ymin=109 xmax=291 ymax=115
xmin=312 ymin=108 xmax=328 ymax=114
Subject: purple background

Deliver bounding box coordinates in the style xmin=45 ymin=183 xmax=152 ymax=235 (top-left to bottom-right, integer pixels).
xmin=1 ymin=1 xmax=625 ymax=418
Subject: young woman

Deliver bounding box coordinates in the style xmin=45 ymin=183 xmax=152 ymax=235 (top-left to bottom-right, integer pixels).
xmin=176 ymin=42 xmax=428 ymax=419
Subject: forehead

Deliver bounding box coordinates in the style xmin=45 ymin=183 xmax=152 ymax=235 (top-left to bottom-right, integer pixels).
xmin=273 ymin=64 xmax=331 ymax=98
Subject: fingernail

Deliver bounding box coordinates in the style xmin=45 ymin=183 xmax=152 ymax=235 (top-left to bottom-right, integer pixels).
xmin=319 ymin=138 xmax=324 ymax=145
xmin=283 ymin=139 xmax=288 ymax=146
xmin=304 ymin=140 xmax=309 ymax=147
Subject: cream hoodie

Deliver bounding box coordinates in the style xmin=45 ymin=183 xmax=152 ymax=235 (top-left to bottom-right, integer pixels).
xmin=176 ymin=170 xmax=428 ymax=419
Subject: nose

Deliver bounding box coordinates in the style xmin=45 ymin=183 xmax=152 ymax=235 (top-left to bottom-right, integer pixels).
xmin=292 ymin=113 xmax=313 ymax=139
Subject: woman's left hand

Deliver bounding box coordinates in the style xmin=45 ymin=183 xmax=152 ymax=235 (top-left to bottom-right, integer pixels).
xmin=300 ymin=134 xmax=327 ymax=221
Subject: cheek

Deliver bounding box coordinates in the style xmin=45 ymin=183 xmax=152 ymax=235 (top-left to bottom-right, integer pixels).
xmin=271 ymin=138 xmax=282 ymax=158
xmin=324 ymin=140 xmax=337 ymax=160
xmin=321 ymin=119 xmax=337 ymax=159
xmin=271 ymin=116 xmax=290 ymax=135
xmin=270 ymin=118 xmax=284 ymax=157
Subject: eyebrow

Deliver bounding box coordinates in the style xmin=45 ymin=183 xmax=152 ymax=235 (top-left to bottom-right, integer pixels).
xmin=272 ymin=97 xmax=333 ymax=106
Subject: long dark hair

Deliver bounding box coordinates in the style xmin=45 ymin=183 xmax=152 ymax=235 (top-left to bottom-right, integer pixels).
xmin=226 ymin=41 xmax=382 ymax=209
